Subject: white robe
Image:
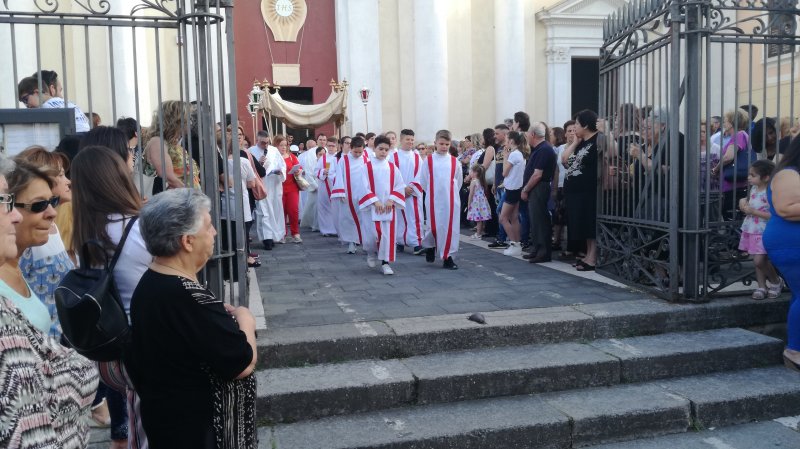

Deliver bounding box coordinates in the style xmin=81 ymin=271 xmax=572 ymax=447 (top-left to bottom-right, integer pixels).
xmin=357 ymin=159 xmax=406 ymax=263
xmin=392 ymin=149 xmax=425 ymax=248
xmin=420 ymin=152 xmax=462 ymax=260
xmin=249 ymin=144 xmax=286 ymax=242
xmin=315 ymin=151 xmax=338 ymax=235
xmin=299 ymin=149 xmax=319 ymax=230
xmin=331 ymin=152 xmax=370 ymax=244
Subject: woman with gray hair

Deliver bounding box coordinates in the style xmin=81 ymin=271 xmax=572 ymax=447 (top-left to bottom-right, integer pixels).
xmin=0 ymin=153 xmax=98 ymax=449
xmin=127 ymin=188 xmax=257 ymax=449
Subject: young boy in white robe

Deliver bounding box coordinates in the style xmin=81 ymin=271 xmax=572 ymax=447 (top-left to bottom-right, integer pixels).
xmin=421 ymin=129 xmax=462 ymax=270
xmin=315 ymin=141 xmax=339 ymax=236
xmin=331 ymin=136 xmax=370 ymax=254
xmin=392 ymin=129 xmax=425 ymax=254
xmin=357 ymin=135 xmax=406 ymax=275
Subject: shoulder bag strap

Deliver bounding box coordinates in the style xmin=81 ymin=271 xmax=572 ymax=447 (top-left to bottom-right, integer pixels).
xmin=108 ymin=216 xmax=139 ymax=271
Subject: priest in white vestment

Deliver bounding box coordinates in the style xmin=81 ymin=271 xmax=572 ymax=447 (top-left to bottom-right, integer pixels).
xmin=249 ymin=131 xmax=286 ymax=249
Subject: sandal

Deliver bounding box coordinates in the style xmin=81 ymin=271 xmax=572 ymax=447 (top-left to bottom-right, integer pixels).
xmin=784 ymin=352 xmax=800 ymax=373
xmin=767 ymin=280 xmax=783 ymax=299
xmin=751 ymin=288 xmax=766 ymax=300
xmin=575 ymin=260 xmax=596 ymax=271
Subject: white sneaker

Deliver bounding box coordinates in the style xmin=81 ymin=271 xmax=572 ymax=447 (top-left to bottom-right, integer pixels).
xmin=347 ymin=242 xmax=356 ymax=254
xmin=367 ymin=254 xmax=377 ymax=268
xmin=503 ymin=242 xmax=522 ymax=256
xmin=381 ymin=264 xmax=394 ymax=275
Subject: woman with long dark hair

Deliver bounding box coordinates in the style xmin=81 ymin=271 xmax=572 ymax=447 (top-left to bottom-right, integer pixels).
xmin=72 ymin=146 xmax=151 ymax=449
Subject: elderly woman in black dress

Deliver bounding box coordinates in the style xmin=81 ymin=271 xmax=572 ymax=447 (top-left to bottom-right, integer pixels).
xmin=127 ymin=188 xmax=257 ymax=449
xmin=561 ymin=109 xmax=600 ymax=271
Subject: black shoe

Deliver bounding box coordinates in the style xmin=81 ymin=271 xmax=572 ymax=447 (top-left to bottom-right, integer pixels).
xmin=443 ymin=257 xmax=458 ymax=270
xmin=522 ymin=253 xmax=537 ymax=260
xmin=425 ymin=248 xmax=435 ymax=263
xmin=263 ymin=239 xmax=274 ymax=250
xmin=397 ymin=244 xmax=404 ymax=253
xmin=488 ymin=241 xmax=509 ymax=249
xmin=413 ymin=246 xmax=425 ymax=255
xmin=529 ymin=253 xmax=552 ymax=264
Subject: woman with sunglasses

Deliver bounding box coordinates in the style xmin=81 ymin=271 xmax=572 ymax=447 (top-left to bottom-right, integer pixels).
xmin=0 ymin=159 xmax=59 ymax=333
xmin=0 ymin=154 xmax=99 ymax=449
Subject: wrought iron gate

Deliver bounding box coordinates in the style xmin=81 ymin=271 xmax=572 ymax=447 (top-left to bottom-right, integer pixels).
xmin=598 ymin=0 xmax=800 ymax=301
xmin=0 ymin=0 xmax=248 ymax=305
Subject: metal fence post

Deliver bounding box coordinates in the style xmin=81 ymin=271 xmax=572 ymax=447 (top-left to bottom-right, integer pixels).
xmin=682 ymin=0 xmax=704 ymax=301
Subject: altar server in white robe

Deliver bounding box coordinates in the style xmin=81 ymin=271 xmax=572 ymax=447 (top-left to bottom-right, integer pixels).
xmin=357 ymin=135 xmax=406 ymax=275
xmin=249 ymin=130 xmax=286 ymax=250
xmin=331 ymin=136 xmax=370 ymax=254
xmin=299 ymin=144 xmax=321 ymax=230
xmin=421 ymin=129 xmax=462 ymax=270
xmin=315 ymin=142 xmax=339 ymax=236
xmin=392 ymin=129 xmax=425 ymax=254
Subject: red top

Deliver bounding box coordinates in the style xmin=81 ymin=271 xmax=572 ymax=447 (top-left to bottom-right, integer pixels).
xmin=282 ymin=153 xmax=301 ymax=193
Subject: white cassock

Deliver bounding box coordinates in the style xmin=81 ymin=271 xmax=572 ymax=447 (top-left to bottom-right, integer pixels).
xmin=299 ymin=149 xmax=319 ymax=230
xmin=315 ymin=151 xmax=338 ymax=235
xmin=392 ymin=149 xmax=425 ymax=248
xmin=249 ymin=144 xmax=286 ymax=242
xmin=356 ymin=159 xmax=406 ymax=262
xmin=420 ymin=152 xmax=462 ymax=260
xmin=331 ymin=152 xmax=370 ymax=245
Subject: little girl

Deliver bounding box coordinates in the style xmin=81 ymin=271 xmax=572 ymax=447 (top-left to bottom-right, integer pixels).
xmin=738 ymin=159 xmax=782 ymax=300
xmin=466 ymin=164 xmax=492 ymax=238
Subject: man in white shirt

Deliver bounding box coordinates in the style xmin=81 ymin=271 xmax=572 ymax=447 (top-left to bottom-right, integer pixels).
xmin=18 ymin=71 xmax=91 ymax=132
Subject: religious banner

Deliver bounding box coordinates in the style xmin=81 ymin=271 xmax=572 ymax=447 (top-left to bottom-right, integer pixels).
xmin=261 ymin=0 xmax=307 ymax=42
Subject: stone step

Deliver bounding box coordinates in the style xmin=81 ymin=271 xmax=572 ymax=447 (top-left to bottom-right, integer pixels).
xmin=259 ymin=297 xmax=788 ymax=368
xmin=586 ymin=420 xmax=800 ymax=449
xmin=257 ymin=328 xmax=782 ymax=423
xmin=262 ymin=367 xmax=800 ymax=449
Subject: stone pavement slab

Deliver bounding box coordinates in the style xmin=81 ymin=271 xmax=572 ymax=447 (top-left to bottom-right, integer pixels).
xmin=254 ymin=230 xmax=650 ymax=329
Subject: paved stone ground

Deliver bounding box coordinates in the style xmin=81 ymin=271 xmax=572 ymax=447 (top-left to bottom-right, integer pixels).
xmin=255 ymin=229 xmax=651 ymax=329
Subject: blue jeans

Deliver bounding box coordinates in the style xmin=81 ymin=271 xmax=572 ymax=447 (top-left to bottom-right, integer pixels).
xmin=519 ymin=200 xmax=530 ymax=244
xmin=496 ymin=189 xmax=507 ymax=242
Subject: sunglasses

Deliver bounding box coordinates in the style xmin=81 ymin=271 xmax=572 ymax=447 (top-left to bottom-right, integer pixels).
xmin=15 ymin=196 xmax=60 ymax=213
xmin=0 ymin=193 xmax=15 ymax=213
xmin=19 ymin=93 xmax=32 ymax=105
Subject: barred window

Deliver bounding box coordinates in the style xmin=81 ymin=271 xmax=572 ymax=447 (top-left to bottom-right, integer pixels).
xmin=768 ymin=0 xmax=797 ymax=58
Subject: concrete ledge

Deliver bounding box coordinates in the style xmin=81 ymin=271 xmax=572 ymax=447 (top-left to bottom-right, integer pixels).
xmin=260 ymin=298 xmax=789 ymax=368
xmin=543 ymin=384 xmax=691 ymax=447
xmin=587 ymin=420 xmax=800 ymax=449
xmin=256 ymin=359 xmax=415 ymax=423
xmin=403 ymin=342 xmax=619 ymax=404
xmin=657 ymin=366 xmax=800 ymax=428
xmin=258 ymin=321 xmax=396 ymax=368
xmin=589 ymin=328 xmax=782 ymax=382
xmin=268 ymin=395 xmax=572 ymax=449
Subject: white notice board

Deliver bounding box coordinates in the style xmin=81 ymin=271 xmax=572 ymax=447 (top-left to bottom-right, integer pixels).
xmin=0 ymin=123 xmax=62 ymax=156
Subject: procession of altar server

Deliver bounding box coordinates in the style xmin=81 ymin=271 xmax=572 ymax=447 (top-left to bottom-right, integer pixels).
xmin=256 ymin=128 xmax=461 ymax=275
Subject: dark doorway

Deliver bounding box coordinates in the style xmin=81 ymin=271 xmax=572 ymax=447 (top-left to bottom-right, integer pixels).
xmin=571 ymin=58 xmax=600 ymax=116
xmin=261 ymin=87 xmax=315 ymax=150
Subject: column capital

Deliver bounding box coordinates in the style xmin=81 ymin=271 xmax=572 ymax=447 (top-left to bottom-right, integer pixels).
xmin=545 ymin=46 xmax=570 ymax=64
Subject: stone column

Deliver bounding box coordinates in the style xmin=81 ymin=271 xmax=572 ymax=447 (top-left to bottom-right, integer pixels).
xmin=335 ymin=0 xmax=382 ymax=135
xmin=413 ymin=0 xmax=448 ymax=142
xmin=494 ymin=0 xmax=525 ymax=122
xmin=546 ymin=46 xmax=571 ymax=126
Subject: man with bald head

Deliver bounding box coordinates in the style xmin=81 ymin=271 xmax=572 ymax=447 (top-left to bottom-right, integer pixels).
xmin=521 ymin=121 xmax=557 ymax=263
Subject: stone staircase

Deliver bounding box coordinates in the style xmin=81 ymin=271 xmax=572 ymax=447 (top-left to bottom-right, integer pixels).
xmin=256 ymin=297 xmax=800 ymax=449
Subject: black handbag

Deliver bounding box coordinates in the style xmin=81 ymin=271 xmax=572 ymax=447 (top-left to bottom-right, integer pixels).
xmin=55 ymin=217 xmax=138 ymax=362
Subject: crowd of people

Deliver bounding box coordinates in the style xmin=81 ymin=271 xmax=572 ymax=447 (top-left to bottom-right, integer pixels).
xmin=3 ymin=67 xmax=800 ymax=449
xmin=3 ymin=71 xmax=258 ymax=449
